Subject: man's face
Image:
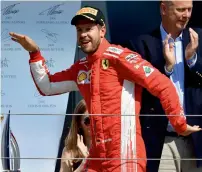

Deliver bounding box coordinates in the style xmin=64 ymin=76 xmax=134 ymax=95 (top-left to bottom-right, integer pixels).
xmin=162 ymin=0 xmax=193 ymax=32
xmin=76 ymin=19 xmax=105 ymax=54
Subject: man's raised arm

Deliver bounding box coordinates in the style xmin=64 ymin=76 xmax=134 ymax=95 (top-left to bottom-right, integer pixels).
xmin=9 ymin=32 xmax=78 ymax=96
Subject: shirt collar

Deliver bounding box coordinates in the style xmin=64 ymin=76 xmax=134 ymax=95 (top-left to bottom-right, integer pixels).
xmin=160 ymin=23 xmax=182 ymax=42
xmin=87 ymin=38 xmax=110 ymax=63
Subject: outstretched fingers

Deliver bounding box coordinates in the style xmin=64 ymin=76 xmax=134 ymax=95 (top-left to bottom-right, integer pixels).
xmin=192 ymin=125 xmax=202 ymax=131
xmin=11 ymin=37 xmax=19 ymax=43
xmin=9 ymin=32 xmax=25 ymax=40
xmin=163 ymin=33 xmax=171 ymax=51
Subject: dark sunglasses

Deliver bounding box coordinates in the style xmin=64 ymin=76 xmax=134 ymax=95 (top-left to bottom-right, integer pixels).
xmin=83 ymin=116 xmax=90 ymax=126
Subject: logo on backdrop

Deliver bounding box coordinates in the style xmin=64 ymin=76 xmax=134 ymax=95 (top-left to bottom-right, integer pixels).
xmin=40 ymin=29 xmax=64 ymax=52
xmin=1 ymin=3 xmax=20 ymax=16
xmin=1 ymin=28 xmax=11 ymax=42
xmin=1 ymin=3 xmax=25 ymax=24
xmin=45 ymin=58 xmax=55 ymax=68
xmin=1 ymin=58 xmax=10 ymax=68
xmin=1 ymin=90 xmax=12 ymax=109
xmin=1 ymin=28 xmax=22 ymax=51
xmin=27 ymin=90 xmax=56 ymax=108
xmin=1 ymin=58 xmax=17 ymax=79
xmin=1 ymin=90 xmax=6 ymax=97
xmin=39 ymin=3 xmax=65 ymax=16
xmin=41 ymin=29 xmax=59 ymax=43
xmin=36 ymin=3 xmax=68 ymax=24
xmin=34 ymin=91 xmax=44 ymax=100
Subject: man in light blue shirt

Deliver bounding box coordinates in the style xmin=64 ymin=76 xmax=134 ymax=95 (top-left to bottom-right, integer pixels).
xmin=159 ymin=22 xmax=201 ymax=172
xmin=160 ymin=23 xmax=197 ymax=132
xmin=157 ymin=1 xmax=202 ymax=172
xmin=128 ymin=0 xmax=202 ymax=171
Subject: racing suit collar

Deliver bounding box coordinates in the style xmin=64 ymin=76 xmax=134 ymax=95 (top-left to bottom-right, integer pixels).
xmin=87 ymin=38 xmax=110 ymax=63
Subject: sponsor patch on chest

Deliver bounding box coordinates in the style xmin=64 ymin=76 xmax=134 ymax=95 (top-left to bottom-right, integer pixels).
xmin=77 ymin=70 xmax=91 ymax=84
xmin=102 ymin=59 xmax=109 ymax=70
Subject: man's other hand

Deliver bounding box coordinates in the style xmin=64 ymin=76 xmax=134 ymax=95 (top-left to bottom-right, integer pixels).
xmin=185 ymin=28 xmax=199 ymax=60
xmin=180 ymin=124 xmax=201 ymax=136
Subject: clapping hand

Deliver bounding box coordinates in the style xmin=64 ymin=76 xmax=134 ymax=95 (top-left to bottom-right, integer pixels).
xmin=163 ymin=33 xmax=175 ymax=72
xmin=185 ymin=28 xmax=198 ymax=60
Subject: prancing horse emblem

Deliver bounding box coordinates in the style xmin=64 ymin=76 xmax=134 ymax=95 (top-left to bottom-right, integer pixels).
xmin=102 ymin=59 xmax=109 ymax=70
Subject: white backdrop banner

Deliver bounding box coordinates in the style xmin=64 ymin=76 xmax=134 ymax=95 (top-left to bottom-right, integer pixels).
xmin=1 ymin=1 xmax=81 ymax=114
xmin=1 ymin=1 xmax=81 ymax=172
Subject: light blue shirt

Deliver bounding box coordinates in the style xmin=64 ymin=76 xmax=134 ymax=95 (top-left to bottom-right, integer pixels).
xmin=160 ymin=24 xmax=197 ymax=132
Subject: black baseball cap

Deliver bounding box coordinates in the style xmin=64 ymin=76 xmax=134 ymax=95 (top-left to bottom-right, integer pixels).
xmin=71 ymin=6 xmax=105 ymax=26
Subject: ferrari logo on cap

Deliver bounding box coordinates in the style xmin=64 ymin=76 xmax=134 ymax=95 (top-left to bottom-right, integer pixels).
xmin=102 ymin=59 xmax=109 ymax=70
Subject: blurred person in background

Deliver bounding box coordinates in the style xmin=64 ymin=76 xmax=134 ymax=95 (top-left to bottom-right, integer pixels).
xmin=128 ymin=0 xmax=202 ymax=172
xmin=60 ymin=99 xmax=91 ymax=172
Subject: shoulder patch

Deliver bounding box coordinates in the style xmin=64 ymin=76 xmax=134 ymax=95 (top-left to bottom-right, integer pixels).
xmin=103 ymin=52 xmax=118 ymax=58
xmin=106 ymin=47 xmax=124 ymax=55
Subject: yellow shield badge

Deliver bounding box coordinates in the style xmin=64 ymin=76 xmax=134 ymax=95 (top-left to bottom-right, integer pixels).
xmin=78 ymin=72 xmax=87 ymax=82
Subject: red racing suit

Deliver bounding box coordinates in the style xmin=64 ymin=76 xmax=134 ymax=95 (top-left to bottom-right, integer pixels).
xmin=29 ymin=38 xmax=187 ymax=172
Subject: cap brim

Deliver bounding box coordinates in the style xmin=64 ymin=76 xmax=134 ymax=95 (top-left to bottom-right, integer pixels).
xmin=71 ymin=14 xmax=95 ymax=25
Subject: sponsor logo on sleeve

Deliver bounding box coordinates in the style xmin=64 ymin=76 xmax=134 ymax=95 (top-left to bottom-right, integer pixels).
xmin=143 ymin=66 xmax=154 ymax=77
xmin=134 ymin=64 xmax=140 ymax=69
xmin=125 ymin=53 xmax=139 ymax=64
xmin=134 ymin=61 xmax=146 ymax=69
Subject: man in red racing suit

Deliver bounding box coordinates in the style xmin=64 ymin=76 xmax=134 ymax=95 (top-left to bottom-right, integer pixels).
xmin=9 ymin=6 xmax=201 ymax=172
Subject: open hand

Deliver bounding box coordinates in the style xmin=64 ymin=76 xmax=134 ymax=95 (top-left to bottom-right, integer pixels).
xmin=9 ymin=32 xmax=39 ymax=53
xmin=185 ymin=28 xmax=198 ymax=60
xmin=77 ymin=134 xmax=88 ymax=157
xmin=163 ymin=34 xmax=175 ymax=72
xmin=180 ymin=124 xmax=201 ymax=136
